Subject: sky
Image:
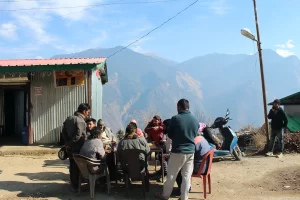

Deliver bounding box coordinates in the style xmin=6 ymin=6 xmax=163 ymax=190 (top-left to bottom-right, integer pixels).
xmin=0 ymin=0 xmax=300 ymax=62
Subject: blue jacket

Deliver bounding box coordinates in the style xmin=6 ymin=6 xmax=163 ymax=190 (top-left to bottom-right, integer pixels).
xmin=168 ymin=110 xmax=199 ymax=153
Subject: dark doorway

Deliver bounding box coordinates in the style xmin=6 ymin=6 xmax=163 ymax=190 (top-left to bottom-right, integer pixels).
xmin=4 ymin=90 xmax=16 ymax=136
xmin=0 ymin=85 xmax=29 ymax=145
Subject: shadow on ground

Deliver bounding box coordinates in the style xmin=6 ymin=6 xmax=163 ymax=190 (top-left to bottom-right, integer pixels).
xmin=0 ymin=180 xmax=163 ymax=200
xmin=15 ymin=172 xmax=69 ymax=181
xmin=43 ymin=159 xmax=68 ymax=168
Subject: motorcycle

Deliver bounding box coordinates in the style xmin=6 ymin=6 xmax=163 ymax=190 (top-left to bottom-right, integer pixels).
xmin=202 ymin=109 xmax=243 ymax=161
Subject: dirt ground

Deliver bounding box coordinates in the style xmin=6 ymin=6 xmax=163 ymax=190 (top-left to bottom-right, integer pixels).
xmin=0 ymin=154 xmax=300 ymax=200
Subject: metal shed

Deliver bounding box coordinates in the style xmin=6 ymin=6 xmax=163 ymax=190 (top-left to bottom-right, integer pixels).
xmin=268 ymin=91 xmax=300 ymax=132
xmin=0 ymin=58 xmax=108 ymax=145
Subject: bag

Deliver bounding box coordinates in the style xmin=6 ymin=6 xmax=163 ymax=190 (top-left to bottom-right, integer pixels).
xmin=58 ymin=146 xmax=69 ymax=160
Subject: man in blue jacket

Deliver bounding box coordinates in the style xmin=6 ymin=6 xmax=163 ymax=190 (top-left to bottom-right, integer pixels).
xmin=266 ymin=99 xmax=288 ymax=158
xmin=156 ymin=99 xmax=199 ymax=200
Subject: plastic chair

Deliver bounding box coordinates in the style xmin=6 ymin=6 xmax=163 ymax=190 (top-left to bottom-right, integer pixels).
xmin=118 ymin=149 xmax=150 ymax=198
xmin=191 ymin=149 xmax=214 ymax=199
xmin=73 ymin=154 xmax=110 ymax=199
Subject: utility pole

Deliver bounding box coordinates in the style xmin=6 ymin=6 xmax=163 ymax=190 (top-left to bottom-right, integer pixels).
xmin=252 ymin=0 xmax=270 ymax=143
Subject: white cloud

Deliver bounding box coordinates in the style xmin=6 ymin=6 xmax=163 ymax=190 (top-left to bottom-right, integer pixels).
xmin=276 ymin=49 xmax=295 ymax=58
xmin=0 ymin=23 xmax=18 ymax=40
xmin=210 ymin=0 xmax=230 ymax=16
xmin=286 ymin=39 xmax=295 ymax=48
xmin=275 ymin=44 xmax=285 ymax=48
xmin=0 ymin=0 xmax=153 ymax=57
xmin=1 ymin=0 xmax=105 ymax=50
xmin=275 ymin=40 xmax=295 ymax=49
xmin=131 ymin=45 xmax=143 ymax=53
xmin=275 ymin=39 xmax=296 ymax=57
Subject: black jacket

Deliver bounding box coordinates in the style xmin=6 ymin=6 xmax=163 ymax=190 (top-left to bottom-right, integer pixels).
xmin=267 ymin=107 xmax=288 ymax=130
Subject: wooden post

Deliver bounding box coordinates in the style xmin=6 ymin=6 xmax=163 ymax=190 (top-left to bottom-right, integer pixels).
xmin=253 ymin=0 xmax=270 ymax=143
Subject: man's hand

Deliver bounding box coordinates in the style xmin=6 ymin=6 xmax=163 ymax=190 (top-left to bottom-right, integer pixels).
xmin=153 ymin=126 xmax=159 ymax=130
xmin=105 ymin=149 xmax=111 ymax=154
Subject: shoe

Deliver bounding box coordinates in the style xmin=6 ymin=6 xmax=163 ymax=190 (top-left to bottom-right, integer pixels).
xmin=172 ymin=189 xmax=180 ymax=196
xmin=172 ymin=187 xmax=192 ymax=196
xmin=276 ymin=153 xmax=283 ymax=158
xmin=265 ymin=152 xmax=273 ymax=156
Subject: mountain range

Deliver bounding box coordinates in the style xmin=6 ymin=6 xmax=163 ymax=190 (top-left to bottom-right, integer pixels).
xmin=54 ymin=47 xmax=300 ymax=132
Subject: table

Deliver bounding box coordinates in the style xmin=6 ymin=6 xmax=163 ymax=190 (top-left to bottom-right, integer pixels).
xmin=148 ymin=143 xmax=164 ymax=181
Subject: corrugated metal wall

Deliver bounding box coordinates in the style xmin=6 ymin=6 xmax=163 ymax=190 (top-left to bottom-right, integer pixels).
xmin=30 ymin=72 xmax=87 ymax=144
xmin=91 ymin=70 xmax=103 ymax=121
xmin=284 ymin=105 xmax=300 ymax=117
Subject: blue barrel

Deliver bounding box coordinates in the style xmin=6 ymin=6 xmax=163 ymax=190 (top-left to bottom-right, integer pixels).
xmin=21 ymin=126 xmax=29 ymax=145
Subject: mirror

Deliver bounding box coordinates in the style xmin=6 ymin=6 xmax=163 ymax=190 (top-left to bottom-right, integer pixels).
xmin=225 ymin=109 xmax=230 ymax=116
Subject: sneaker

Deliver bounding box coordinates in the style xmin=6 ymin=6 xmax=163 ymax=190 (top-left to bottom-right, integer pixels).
xmin=265 ymin=152 xmax=273 ymax=156
xmin=276 ymin=153 xmax=283 ymax=158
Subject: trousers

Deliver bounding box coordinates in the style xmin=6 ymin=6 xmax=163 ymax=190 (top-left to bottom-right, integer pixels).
xmin=69 ymin=158 xmax=80 ymax=189
xmin=162 ymin=153 xmax=194 ymax=200
xmin=268 ymin=128 xmax=284 ymax=153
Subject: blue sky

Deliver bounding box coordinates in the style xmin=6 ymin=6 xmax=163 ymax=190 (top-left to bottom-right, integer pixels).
xmin=0 ymin=0 xmax=299 ymax=62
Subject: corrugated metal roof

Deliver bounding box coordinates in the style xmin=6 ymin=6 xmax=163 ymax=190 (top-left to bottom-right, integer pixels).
xmin=0 ymin=58 xmax=106 ymax=67
xmin=268 ymin=91 xmax=300 ymax=105
xmin=287 ymin=115 xmax=300 ymax=132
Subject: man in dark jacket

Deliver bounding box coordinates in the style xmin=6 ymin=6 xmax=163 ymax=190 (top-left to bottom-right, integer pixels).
xmin=156 ymin=99 xmax=199 ymax=200
xmin=266 ymin=99 xmax=288 ymax=158
xmin=62 ymin=103 xmax=90 ymax=192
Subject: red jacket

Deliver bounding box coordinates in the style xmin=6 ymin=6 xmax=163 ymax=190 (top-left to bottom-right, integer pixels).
xmin=144 ymin=121 xmax=164 ymax=143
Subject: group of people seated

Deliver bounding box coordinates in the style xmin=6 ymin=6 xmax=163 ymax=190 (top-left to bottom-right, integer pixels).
xmin=62 ymin=102 xmax=213 ymax=199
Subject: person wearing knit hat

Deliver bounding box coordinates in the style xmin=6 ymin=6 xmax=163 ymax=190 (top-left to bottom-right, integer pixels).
xmin=266 ymin=99 xmax=288 ymax=158
xmin=129 ymin=119 xmax=145 ymax=137
xmin=96 ymin=119 xmax=115 ymax=146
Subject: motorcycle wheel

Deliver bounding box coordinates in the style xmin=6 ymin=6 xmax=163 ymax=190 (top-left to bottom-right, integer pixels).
xmin=232 ymin=146 xmax=243 ymax=161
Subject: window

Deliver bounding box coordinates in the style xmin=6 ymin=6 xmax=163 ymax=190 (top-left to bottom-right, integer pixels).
xmin=54 ymin=71 xmax=85 ymax=87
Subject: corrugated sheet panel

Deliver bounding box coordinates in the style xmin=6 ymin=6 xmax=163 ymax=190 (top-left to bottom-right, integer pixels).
xmin=30 ymin=72 xmax=87 ymax=144
xmin=0 ymin=58 xmax=106 ymax=67
xmin=91 ymin=70 xmax=103 ymax=121
xmin=287 ymin=115 xmax=300 ymax=132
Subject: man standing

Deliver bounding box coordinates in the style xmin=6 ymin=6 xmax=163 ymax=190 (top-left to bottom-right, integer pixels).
xmin=266 ymin=99 xmax=288 ymax=158
xmin=62 ymin=103 xmax=90 ymax=192
xmin=156 ymin=99 xmax=199 ymax=200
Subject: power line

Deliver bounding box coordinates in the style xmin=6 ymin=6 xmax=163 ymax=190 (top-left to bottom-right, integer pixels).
xmin=0 ymin=0 xmax=179 ymax=11
xmin=0 ymin=0 xmax=55 ymax=2
xmin=107 ymin=0 xmax=199 ymax=59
